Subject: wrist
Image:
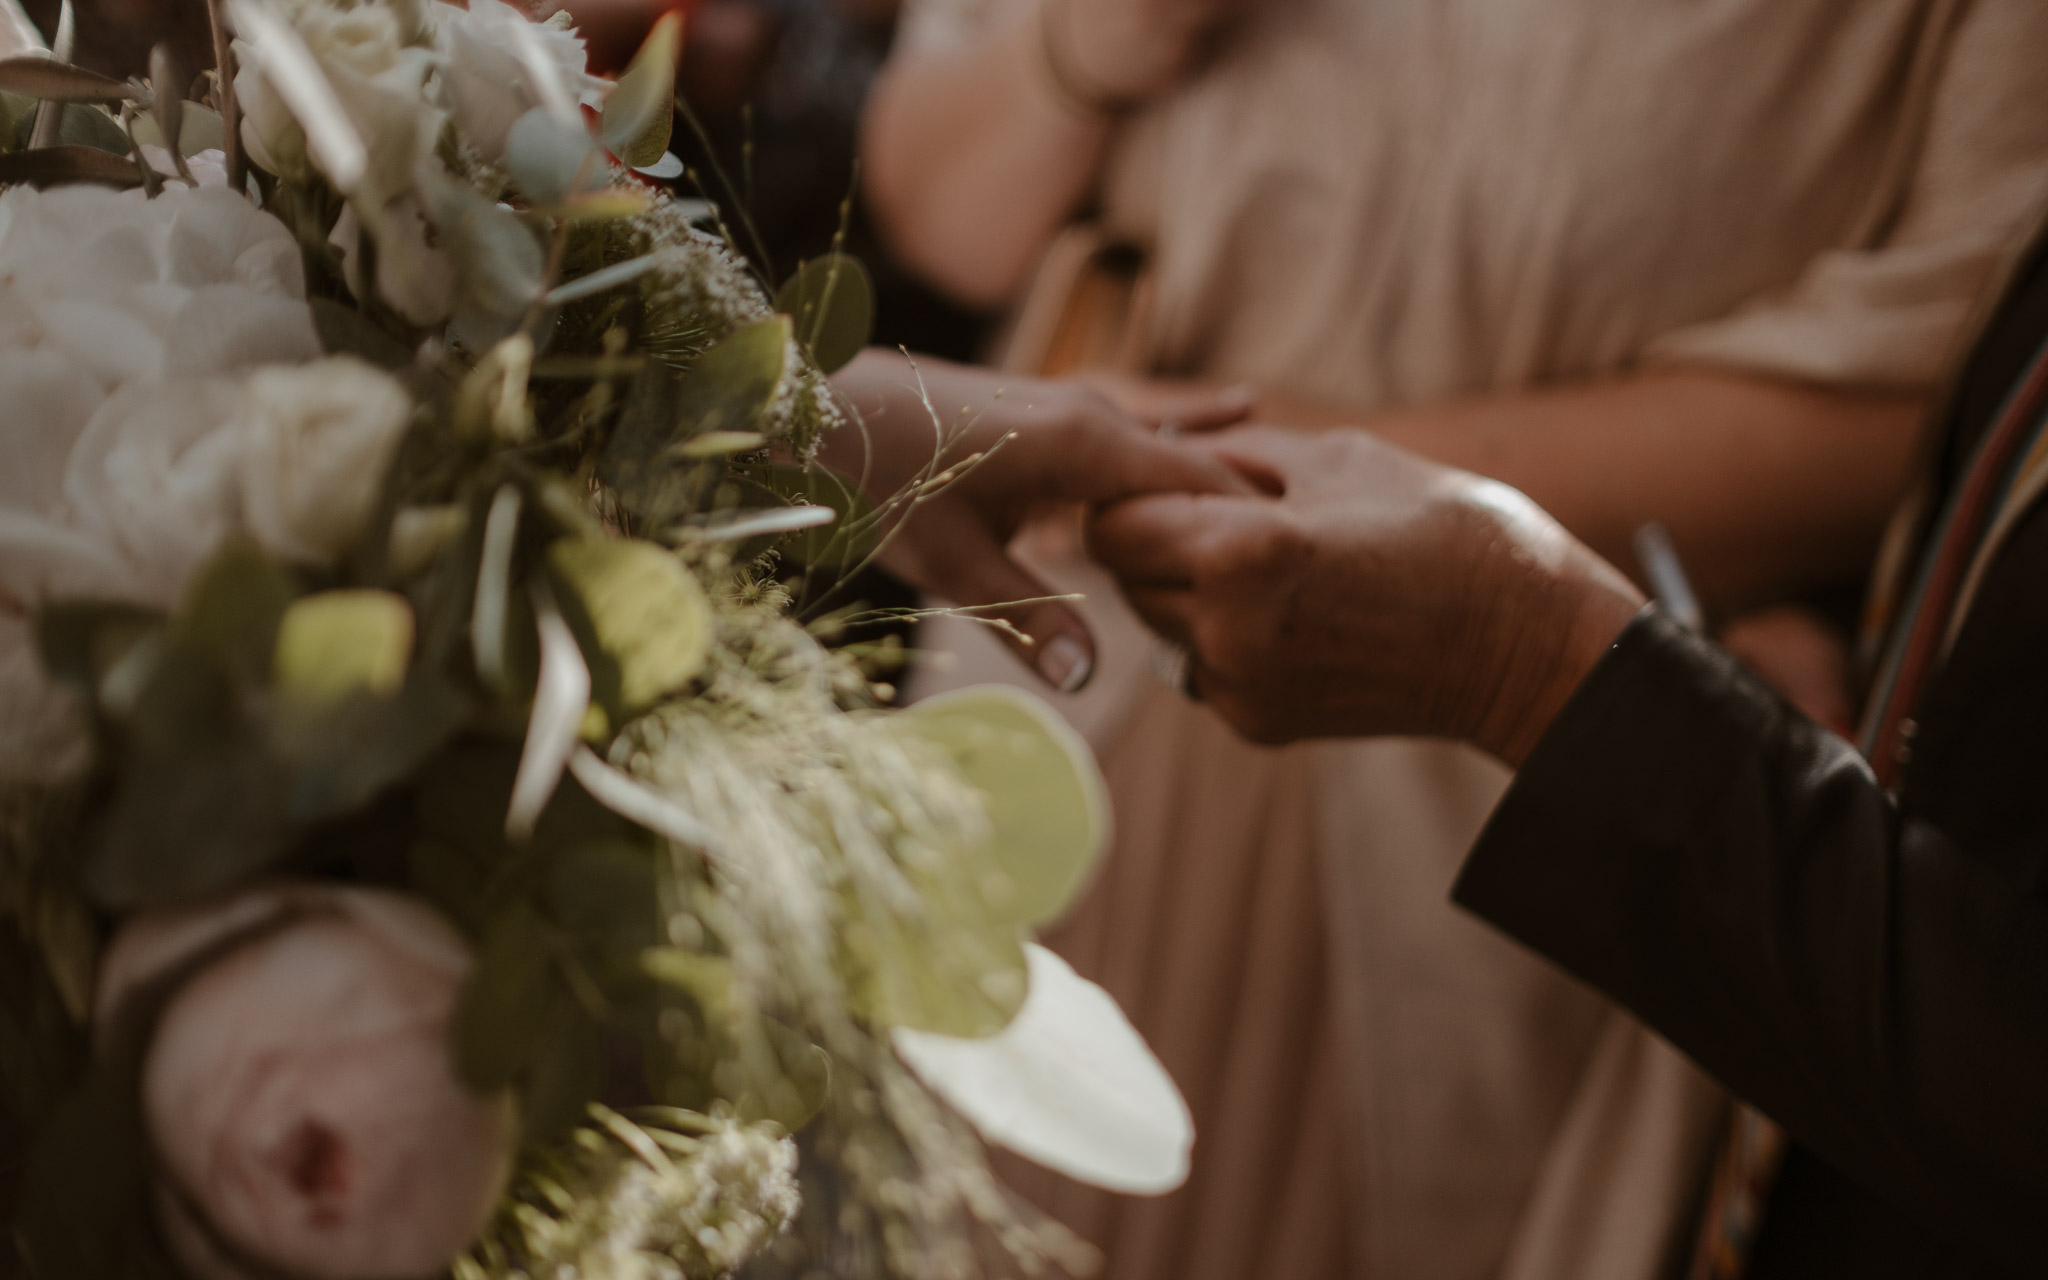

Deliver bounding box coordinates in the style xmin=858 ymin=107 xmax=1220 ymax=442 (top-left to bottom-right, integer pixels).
xmin=1462 ymin=508 xmax=1646 ymax=767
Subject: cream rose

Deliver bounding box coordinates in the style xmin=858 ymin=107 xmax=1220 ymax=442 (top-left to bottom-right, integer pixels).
xmin=233 ymin=0 xmax=431 ymax=184
xmin=437 ymin=0 xmax=606 ymax=161
xmin=0 ymin=184 xmax=413 ymax=782
xmin=236 ymin=357 xmax=415 ymax=567
xmin=96 ymin=884 xmax=516 ymax=1280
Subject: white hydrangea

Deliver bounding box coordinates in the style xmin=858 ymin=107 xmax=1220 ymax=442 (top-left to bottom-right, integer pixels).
xmin=0 ymin=184 xmax=414 ymax=782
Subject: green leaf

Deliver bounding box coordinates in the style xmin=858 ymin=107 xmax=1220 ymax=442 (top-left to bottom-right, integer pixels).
xmin=503 ymin=105 xmax=600 ymax=205
xmin=274 ymin=668 xmax=469 ymax=823
xmin=676 ymin=315 xmax=791 ymax=440
xmin=886 ymin=685 xmax=1108 ymax=928
xmin=0 ymin=142 xmax=138 ymax=189
xmin=0 ymin=55 xmax=139 ymax=103
xmin=272 ymin=589 xmax=414 ymax=710
xmin=600 ymin=11 xmax=680 ymax=167
xmin=173 ymin=542 xmax=299 ymax=687
xmin=452 ymin=901 xmax=555 ymax=1091
xmin=130 ymin=100 xmax=226 ymax=156
xmin=83 ymin=659 xmax=293 ymax=909
xmin=746 ymin=462 xmax=880 ymax=568
xmin=843 ymin=896 xmax=1029 ymax=1038
xmin=310 ymin=296 xmax=415 ymax=368
xmin=520 ymin=982 xmax=604 ymax=1143
xmin=545 ymin=538 xmax=712 ymax=718
xmin=418 ymin=164 xmax=545 ymax=348
xmin=775 ymin=254 xmax=874 ymax=375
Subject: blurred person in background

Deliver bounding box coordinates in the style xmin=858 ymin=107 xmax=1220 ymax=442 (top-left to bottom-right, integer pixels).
xmin=861 ymin=3 xmax=2048 ymax=1279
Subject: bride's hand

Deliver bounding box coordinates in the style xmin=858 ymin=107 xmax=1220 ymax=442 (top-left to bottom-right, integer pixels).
xmin=827 ymin=350 xmax=1253 ymax=691
xmin=1087 ymin=425 xmax=1645 ymax=761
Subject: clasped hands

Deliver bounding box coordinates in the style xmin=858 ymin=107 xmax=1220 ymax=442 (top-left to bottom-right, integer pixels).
xmin=829 ymin=352 xmax=1645 ymax=766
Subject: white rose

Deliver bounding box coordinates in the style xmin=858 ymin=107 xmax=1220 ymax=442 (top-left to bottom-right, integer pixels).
xmin=96 ymin=884 xmax=517 ymax=1280
xmin=0 ymin=185 xmax=415 ymax=782
xmin=0 ymin=184 xmax=322 ymax=613
xmin=438 ymin=0 xmax=606 ymax=161
xmin=233 ymin=0 xmax=428 ymax=184
xmin=237 ymin=357 xmax=414 ymax=566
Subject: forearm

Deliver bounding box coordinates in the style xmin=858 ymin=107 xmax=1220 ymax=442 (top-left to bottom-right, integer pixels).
xmin=862 ymin=14 xmax=1110 ymax=308
xmin=1457 ymin=611 xmax=2048 ymax=1269
xmin=1267 ymin=371 xmax=1924 ymax=612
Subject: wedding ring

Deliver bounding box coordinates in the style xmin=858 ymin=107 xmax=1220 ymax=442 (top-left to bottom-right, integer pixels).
xmin=1150 ymin=637 xmax=1195 ymax=698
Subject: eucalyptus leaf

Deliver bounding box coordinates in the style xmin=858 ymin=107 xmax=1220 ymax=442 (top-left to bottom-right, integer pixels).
xmin=885 ymin=685 xmax=1108 ymax=929
xmin=0 ymin=142 xmax=138 ymax=188
xmin=546 ymin=538 xmax=711 ymax=718
xmin=0 ymin=88 xmax=35 ymax=140
xmin=673 ymin=430 xmax=766 ymax=459
xmin=667 ymin=313 xmax=790 ymax=441
xmin=545 ymin=253 xmax=659 ymax=308
xmin=418 ymin=162 xmax=545 ymax=343
xmin=521 ymin=980 xmax=605 ymax=1143
xmin=453 ymin=901 xmax=555 ymax=1091
xmin=173 ymin=542 xmax=299 ymax=687
xmin=310 ymin=296 xmax=415 ymax=368
xmin=506 ymin=585 xmax=591 ymax=842
xmin=84 ymin=672 xmax=293 ymax=908
xmin=595 ymin=367 xmax=713 ymax=530
xmin=844 ymin=895 xmax=1029 ymax=1038
xmin=775 ymin=254 xmax=874 ymax=375
xmin=275 ymin=668 xmax=469 ymax=823
xmin=596 ymin=318 xmax=793 ymax=528
xmin=272 ymin=589 xmax=414 ymax=709
xmin=504 ymin=105 xmax=600 ymax=205
xmin=127 ymin=100 xmax=226 ymax=157
xmin=0 ymin=55 xmax=138 ymax=103
xmin=600 ymin=10 xmax=680 ymax=167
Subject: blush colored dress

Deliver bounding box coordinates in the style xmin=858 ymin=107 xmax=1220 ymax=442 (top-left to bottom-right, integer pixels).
xmin=891 ymin=2 xmax=2048 ymax=1277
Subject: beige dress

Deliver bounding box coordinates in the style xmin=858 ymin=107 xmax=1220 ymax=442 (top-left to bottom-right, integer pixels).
xmin=895 ymin=2 xmax=2048 ymax=1278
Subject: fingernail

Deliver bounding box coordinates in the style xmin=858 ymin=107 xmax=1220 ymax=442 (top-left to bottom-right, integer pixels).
xmin=1039 ymin=635 xmax=1092 ymax=693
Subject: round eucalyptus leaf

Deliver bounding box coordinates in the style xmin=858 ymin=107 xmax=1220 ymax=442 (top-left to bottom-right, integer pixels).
xmin=887 ymin=686 xmax=1108 ymax=928
xmin=842 ymin=892 xmax=1030 ymax=1039
xmin=774 ymin=254 xmax=874 ymax=375
xmin=673 ymin=315 xmax=791 ymax=442
xmin=504 ymin=106 xmax=601 ymax=206
xmin=545 ymin=538 xmax=712 ymax=717
xmin=272 ymin=589 xmax=414 ymax=710
xmin=600 ymin=11 xmax=680 ymax=167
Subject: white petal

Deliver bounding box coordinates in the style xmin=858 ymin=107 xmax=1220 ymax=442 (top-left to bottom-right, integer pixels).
xmin=893 ymin=943 xmax=1193 ymax=1195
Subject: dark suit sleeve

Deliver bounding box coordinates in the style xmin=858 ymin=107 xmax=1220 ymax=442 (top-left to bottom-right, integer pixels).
xmin=1454 ymin=608 xmax=2048 ymax=1271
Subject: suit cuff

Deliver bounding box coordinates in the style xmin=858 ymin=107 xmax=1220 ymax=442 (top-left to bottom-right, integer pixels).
xmin=1453 ymin=606 xmax=1783 ymax=979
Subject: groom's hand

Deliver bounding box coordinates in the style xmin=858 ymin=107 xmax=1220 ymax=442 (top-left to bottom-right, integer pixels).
xmin=1086 ymin=426 xmax=1646 ymax=763
xmin=827 ymin=350 xmax=1253 ymax=691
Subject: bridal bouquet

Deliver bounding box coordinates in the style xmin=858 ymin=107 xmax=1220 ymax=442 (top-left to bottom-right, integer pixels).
xmin=0 ymin=2 xmax=1191 ymax=1277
